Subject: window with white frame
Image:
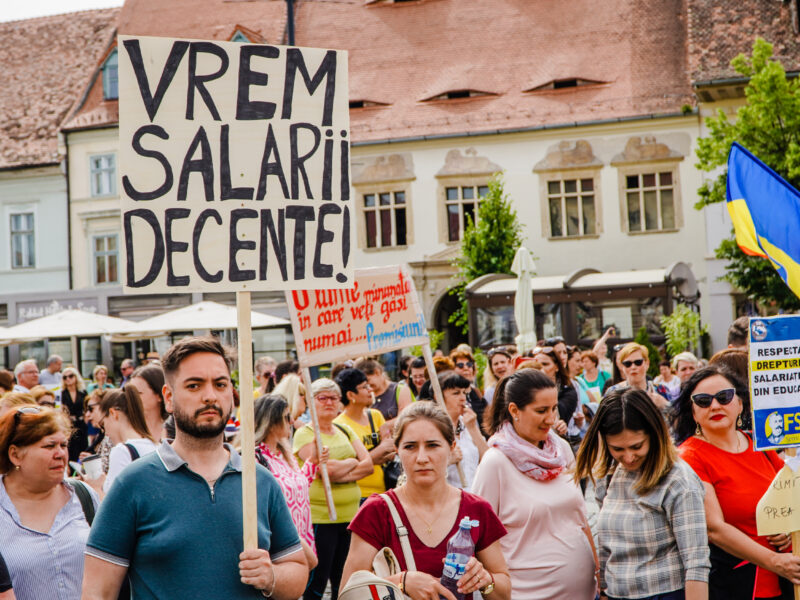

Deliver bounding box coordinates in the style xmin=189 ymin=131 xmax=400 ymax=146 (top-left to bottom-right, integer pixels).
xmin=445 ymin=184 xmax=489 ymax=242
xmin=103 ymin=50 xmax=118 ymax=100
xmin=93 ymin=234 xmax=119 ymax=284
xmin=625 ymin=171 xmax=676 ymax=232
xmin=363 ymin=191 xmax=407 ymax=248
xmin=10 ymin=212 xmax=35 ymax=269
xmin=90 ymin=154 xmax=116 ymax=197
xmin=546 ymin=178 xmax=597 ymax=237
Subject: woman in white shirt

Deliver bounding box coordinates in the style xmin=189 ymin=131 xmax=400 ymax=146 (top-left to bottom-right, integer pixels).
xmin=97 ymin=386 xmax=157 ymax=493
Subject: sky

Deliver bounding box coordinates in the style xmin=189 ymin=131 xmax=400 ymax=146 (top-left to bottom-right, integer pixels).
xmin=0 ymin=0 xmax=124 ymax=23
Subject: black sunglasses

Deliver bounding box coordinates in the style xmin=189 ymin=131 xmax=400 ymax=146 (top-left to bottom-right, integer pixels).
xmin=621 ymin=358 xmax=645 ymax=368
xmin=691 ymin=388 xmax=736 ymax=408
xmin=545 ymin=337 xmax=565 ymax=346
xmin=13 ymin=405 xmax=42 ymax=433
xmin=455 ymin=361 xmax=474 ymax=369
xmin=487 ymin=347 xmax=511 ymax=358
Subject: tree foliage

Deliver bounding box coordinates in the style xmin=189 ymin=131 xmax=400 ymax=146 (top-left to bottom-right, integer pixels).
xmin=661 ymin=304 xmax=707 ymax=357
xmin=695 ymin=37 xmax=800 ymax=310
xmin=449 ymin=175 xmax=524 ymax=333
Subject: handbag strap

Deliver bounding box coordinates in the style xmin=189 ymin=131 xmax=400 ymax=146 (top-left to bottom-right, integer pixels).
xmin=379 ymin=493 xmax=417 ymax=572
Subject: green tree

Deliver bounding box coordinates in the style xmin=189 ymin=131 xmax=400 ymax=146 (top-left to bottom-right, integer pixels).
xmin=661 ymin=304 xmax=708 ymax=357
xmin=449 ymin=175 xmax=524 ymax=333
xmin=695 ymin=37 xmax=800 ymax=310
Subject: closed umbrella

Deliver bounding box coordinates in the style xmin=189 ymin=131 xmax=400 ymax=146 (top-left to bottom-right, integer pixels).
xmin=511 ymin=247 xmax=537 ymax=354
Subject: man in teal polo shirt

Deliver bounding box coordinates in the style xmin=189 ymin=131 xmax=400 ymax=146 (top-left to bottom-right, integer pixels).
xmin=82 ymin=336 xmax=307 ymax=599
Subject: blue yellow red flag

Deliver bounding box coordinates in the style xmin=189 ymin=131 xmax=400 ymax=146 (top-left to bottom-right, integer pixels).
xmin=726 ymin=142 xmax=800 ymax=298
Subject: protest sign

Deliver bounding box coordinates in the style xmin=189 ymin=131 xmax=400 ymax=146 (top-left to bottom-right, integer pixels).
xmin=749 ymin=315 xmax=800 ymax=450
xmin=118 ymin=35 xmax=352 ymax=293
xmin=286 ymin=265 xmax=428 ymax=367
xmin=756 ymin=457 xmax=800 ymax=536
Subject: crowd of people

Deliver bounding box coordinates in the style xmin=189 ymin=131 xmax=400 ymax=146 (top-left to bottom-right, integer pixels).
xmin=0 ymin=315 xmax=796 ymax=600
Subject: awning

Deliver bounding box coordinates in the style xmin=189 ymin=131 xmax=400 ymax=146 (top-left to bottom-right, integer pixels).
xmin=466 ymin=262 xmax=698 ymax=300
xmin=110 ymin=301 xmax=290 ymax=340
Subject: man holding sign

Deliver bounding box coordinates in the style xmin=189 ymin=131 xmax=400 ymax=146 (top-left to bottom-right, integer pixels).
xmin=82 ymin=337 xmax=307 ymax=599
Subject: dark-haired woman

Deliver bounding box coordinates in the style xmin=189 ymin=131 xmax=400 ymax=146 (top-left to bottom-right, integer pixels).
xmin=473 ymin=369 xmax=597 ymax=598
xmin=126 ymin=364 xmax=167 ymax=443
xmin=674 ymin=366 xmax=800 ymax=599
xmin=58 ymin=367 xmax=89 ymax=462
xmin=575 ymin=388 xmax=709 ymax=600
xmin=97 ymin=387 xmax=157 ymax=494
xmin=253 ymin=394 xmax=328 ymax=570
xmin=532 ymin=346 xmax=573 ymax=440
xmin=342 ymin=402 xmax=511 ymax=600
xmin=436 ymin=371 xmax=488 ymax=491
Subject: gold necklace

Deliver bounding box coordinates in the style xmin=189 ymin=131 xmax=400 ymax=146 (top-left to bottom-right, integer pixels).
xmin=401 ymin=488 xmax=448 ymax=535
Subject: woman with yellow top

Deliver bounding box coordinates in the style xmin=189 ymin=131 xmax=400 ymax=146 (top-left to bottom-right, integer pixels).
xmin=293 ymin=378 xmax=373 ymax=600
xmin=333 ymin=368 xmax=396 ymax=501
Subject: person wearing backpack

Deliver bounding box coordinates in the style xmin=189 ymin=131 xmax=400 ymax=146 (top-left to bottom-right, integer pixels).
xmin=294 ymin=378 xmax=374 ymax=600
xmin=95 ymin=386 xmax=157 ymax=495
xmin=0 ymin=405 xmax=99 ymax=599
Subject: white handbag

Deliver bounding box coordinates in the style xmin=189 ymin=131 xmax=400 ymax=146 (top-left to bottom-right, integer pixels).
xmin=339 ymin=494 xmax=416 ymax=600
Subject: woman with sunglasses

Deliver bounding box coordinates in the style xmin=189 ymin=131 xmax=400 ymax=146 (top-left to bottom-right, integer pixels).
xmin=674 ymin=366 xmax=800 ymax=599
xmin=293 ymin=378 xmax=374 ymax=600
xmin=0 ymin=405 xmax=98 ymax=599
xmin=57 ymin=367 xmax=89 ymax=463
xmin=253 ymin=393 xmax=329 ymax=570
xmin=605 ymin=343 xmax=669 ymax=411
xmin=575 ymin=388 xmax=709 ymax=600
xmin=450 ymin=348 xmax=488 ymax=432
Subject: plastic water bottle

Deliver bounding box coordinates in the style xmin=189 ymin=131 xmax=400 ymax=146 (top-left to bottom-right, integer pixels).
xmin=440 ymin=517 xmax=478 ymax=600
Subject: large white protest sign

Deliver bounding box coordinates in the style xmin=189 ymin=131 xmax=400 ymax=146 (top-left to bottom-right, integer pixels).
xmin=749 ymin=315 xmax=800 ymax=450
xmin=286 ymin=265 xmax=429 ymax=367
xmin=119 ymin=35 xmax=352 ymax=293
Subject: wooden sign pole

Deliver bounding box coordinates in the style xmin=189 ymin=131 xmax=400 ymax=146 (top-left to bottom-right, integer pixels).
xmin=422 ymin=344 xmax=467 ymax=488
xmin=236 ymin=291 xmax=258 ymax=550
xmin=301 ymin=367 xmax=338 ymax=521
xmin=786 ymin=448 xmax=800 ymax=600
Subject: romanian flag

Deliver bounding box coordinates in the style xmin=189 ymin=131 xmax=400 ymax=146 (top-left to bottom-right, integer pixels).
xmin=726 ymin=142 xmax=800 ymax=298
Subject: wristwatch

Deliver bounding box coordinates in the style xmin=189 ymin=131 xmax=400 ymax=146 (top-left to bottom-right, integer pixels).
xmin=480 ymin=573 xmax=495 ymax=596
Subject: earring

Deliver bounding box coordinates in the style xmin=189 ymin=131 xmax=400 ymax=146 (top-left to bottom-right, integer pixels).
xmin=14 ymin=465 xmax=20 ymax=471
xmin=695 ymin=422 xmax=701 ymax=436
xmin=514 ymin=417 xmax=519 ymax=421
xmin=737 ymin=414 xmax=743 ymax=428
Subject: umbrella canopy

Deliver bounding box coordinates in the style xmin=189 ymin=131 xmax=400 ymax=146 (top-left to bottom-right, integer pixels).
xmin=112 ymin=301 xmax=289 ymax=340
xmin=511 ymin=247 xmax=537 ymax=354
xmin=0 ymin=309 xmax=138 ymax=344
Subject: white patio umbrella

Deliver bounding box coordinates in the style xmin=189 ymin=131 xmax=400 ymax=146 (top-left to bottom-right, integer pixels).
xmin=511 ymin=246 xmax=537 ymax=354
xmin=111 ymin=301 xmax=289 ymax=340
xmin=0 ymin=309 xmax=138 ymax=344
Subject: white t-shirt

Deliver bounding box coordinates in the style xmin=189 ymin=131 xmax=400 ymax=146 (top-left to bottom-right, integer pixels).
xmin=447 ymin=419 xmax=479 ymax=492
xmin=104 ymin=438 xmax=157 ymax=492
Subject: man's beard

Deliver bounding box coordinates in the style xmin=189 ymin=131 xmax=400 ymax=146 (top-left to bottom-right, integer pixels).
xmin=172 ymin=403 xmax=227 ymax=439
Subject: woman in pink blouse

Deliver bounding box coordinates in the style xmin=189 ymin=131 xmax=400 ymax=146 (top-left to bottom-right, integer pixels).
xmin=253 ymin=393 xmax=328 ymax=569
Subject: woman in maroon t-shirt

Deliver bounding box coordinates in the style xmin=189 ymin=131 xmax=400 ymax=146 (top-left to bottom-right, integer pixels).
xmin=342 ymin=401 xmax=510 ymax=600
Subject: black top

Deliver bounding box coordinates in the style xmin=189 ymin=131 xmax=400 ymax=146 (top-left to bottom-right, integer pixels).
xmin=557 ymin=384 xmax=578 ymax=424
xmin=0 ymin=552 xmax=12 ymax=593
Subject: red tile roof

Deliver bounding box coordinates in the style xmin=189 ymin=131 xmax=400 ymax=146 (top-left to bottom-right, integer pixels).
xmin=688 ymin=0 xmax=800 ymax=83
xmin=0 ymin=8 xmax=119 ymax=169
xmin=65 ymin=0 xmax=694 ymax=142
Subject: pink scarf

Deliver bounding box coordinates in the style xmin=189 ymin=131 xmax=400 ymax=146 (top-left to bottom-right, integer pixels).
xmin=488 ymin=422 xmax=569 ymax=481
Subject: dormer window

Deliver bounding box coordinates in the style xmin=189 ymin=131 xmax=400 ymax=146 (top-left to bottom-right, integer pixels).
xmin=526 ymin=78 xmax=604 ymax=92
xmin=102 ymin=50 xmax=118 ymax=100
xmin=423 ymin=89 xmax=494 ymax=102
xmin=231 ymin=31 xmax=250 ymax=43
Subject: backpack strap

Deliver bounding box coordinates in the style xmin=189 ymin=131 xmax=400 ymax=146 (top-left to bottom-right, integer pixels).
xmin=125 ymin=443 xmax=140 ymax=461
xmin=68 ymin=479 xmax=95 ymax=526
xmin=333 ymin=422 xmax=353 ymax=441
xmin=366 ymin=410 xmax=377 ymax=435
xmin=379 ymin=493 xmax=417 ymax=571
